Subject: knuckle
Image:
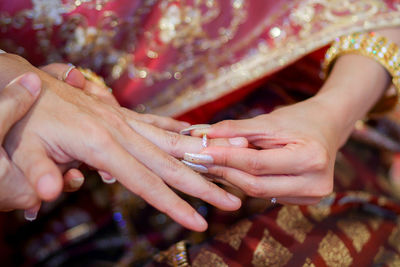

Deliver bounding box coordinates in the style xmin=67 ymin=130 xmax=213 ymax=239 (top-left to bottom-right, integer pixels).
xmin=248 ymin=158 xmax=263 ymax=175
xmin=164 ymin=132 xmax=182 ymax=155
xmin=309 ymin=177 xmax=333 ymax=198
xmin=244 ymin=179 xmax=263 ymax=197
xmin=306 ymin=143 xmax=330 ymax=171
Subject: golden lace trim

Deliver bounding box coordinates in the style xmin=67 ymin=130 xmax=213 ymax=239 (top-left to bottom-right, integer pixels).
xmin=323 ymin=32 xmax=400 ymax=116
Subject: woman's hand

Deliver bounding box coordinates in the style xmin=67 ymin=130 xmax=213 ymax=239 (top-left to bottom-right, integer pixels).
xmin=185 ymin=98 xmax=342 ymax=205
xmin=2 ymin=54 xmax=244 ymax=231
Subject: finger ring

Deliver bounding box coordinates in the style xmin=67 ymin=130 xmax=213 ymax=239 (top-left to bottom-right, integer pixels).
xmin=202 ymin=134 xmax=208 ymax=148
xmin=62 ymin=63 xmax=76 ymax=82
xmin=271 ymin=197 xmax=277 ymax=204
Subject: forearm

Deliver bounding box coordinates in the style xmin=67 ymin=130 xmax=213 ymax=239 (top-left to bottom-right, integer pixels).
xmin=312 ymin=27 xmax=400 ymax=147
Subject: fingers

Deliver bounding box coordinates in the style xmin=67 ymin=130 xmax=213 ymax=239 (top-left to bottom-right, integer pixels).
xmin=81 ymin=133 xmax=209 ymax=231
xmin=0 ymin=72 xmax=41 ymax=142
xmin=125 ymin=119 xmax=248 ymax=158
xmin=187 ymin=119 xmax=260 ymax=138
xmin=120 ymin=108 xmax=190 ymax=133
xmin=111 ymin=125 xmax=242 ymax=212
xmin=206 ymin=165 xmax=333 ymax=199
xmin=83 ymin=80 xmax=119 ymax=106
xmin=185 ymin=146 xmax=305 ymax=175
xmin=63 ymin=168 xmax=85 ymax=192
xmin=40 ymin=63 xmax=85 ymax=89
xmin=12 ymin=144 xmax=64 ymax=201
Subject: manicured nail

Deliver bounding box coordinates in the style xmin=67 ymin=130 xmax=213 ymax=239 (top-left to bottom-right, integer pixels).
xmin=69 ymin=177 xmax=84 ymax=189
xmin=37 ymin=174 xmax=57 ymax=199
xmin=193 ymin=212 xmax=207 ymax=229
xmin=227 ymin=192 xmax=241 ymax=205
xmin=0 ymin=49 xmax=6 ymax=54
xmin=19 ymin=72 xmax=41 ymax=96
xmin=180 ymin=124 xmax=211 ymax=135
xmin=181 ymin=160 xmax=208 ymax=173
xmin=180 ymin=121 xmax=191 ymax=127
xmin=24 ymin=208 xmax=38 ymax=221
xmin=102 ymin=176 xmax=116 ymax=184
xmin=184 ymin=153 xmax=214 ymax=164
xmin=229 ymin=137 xmax=246 ymax=146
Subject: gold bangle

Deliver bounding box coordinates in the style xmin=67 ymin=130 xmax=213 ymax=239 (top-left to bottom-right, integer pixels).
xmin=323 ymin=32 xmax=400 ymax=116
xmin=76 ymin=67 xmax=112 ymax=93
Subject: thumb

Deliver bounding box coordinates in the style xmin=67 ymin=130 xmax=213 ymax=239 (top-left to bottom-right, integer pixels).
xmin=0 ymin=72 xmax=41 ymax=142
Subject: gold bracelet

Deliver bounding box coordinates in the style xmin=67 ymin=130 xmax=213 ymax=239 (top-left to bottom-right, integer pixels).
xmin=323 ymin=32 xmax=400 ymax=116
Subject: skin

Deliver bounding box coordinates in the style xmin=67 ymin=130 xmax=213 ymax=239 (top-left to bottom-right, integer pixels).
xmin=188 ymin=27 xmax=400 ymax=205
xmin=1 ymin=55 xmax=248 ymax=231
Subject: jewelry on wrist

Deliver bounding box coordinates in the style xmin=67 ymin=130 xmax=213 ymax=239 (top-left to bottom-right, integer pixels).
xmin=323 ymin=32 xmax=400 ymax=116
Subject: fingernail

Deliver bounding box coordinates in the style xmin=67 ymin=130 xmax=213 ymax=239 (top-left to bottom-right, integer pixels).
xmin=227 ymin=192 xmax=241 ymax=204
xmin=69 ymin=177 xmax=84 ymax=189
xmin=24 ymin=208 xmax=38 ymax=221
xmin=37 ymin=174 xmax=57 ymax=199
xmin=184 ymin=153 xmax=214 ymax=164
xmin=229 ymin=137 xmax=246 ymax=147
xmin=202 ymin=134 xmax=208 ymax=148
xmin=180 ymin=121 xmax=191 ymax=127
xmin=102 ymin=176 xmax=116 ymax=184
xmin=180 ymin=124 xmax=211 ymax=135
xmin=19 ymin=72 xmax=41 ymax=96
xmin=193 ymin=212 xmax=207 ymax=229
xmin=0 ymin=49 xmax=6 ymax=54
xmin=181 ymin=160 xmax=208 ymax=173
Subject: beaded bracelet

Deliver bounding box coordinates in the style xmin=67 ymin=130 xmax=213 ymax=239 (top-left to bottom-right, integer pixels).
xmin=323 ymin=32 xmax=400 ymax=115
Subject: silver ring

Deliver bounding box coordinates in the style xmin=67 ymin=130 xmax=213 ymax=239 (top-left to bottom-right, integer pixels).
xmin=62 ymin=63 xmax=76 ymax=81
xmin=202 ymin=134 xmax=208 ymax=148
xmin=271 ymin=197 xmax=277 ymax=204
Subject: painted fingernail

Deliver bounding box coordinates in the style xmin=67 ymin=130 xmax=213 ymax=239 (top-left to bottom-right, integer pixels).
xmin=184 ymin=153 xmax=214 ymax=164
xmin=227 ymin=192 xmax=241 ymax=204
xmin=180 ymin=121 xmax=191 ymax=127
xmin=181 ymin=160 xmax=208 ymax=173
xmin=24 ymin=208 xmax=38 ymax=221
xmin=69 ymin=177 xmax=84 ymax=189
xmin=102 ymin=176 xmax=116 ymax=184
xmin=63 ymin=63 xmax=76 ymax=81
xmin=0 ymin=49 xmax=6 ymax=54
xmin=229 ymin=137 xmax=246 ymax=146
xmin=19 ymin=72 xmax=41 ymax=96
xmin=180 ymin=124 xmax=211 ymax=135
xmin=193 ymin=212 xmax=207 ymax=229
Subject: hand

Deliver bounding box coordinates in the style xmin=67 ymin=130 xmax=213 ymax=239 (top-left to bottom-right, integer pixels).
xmin=0 ymin=72 xmax=41 ymax=215
xmin=2 ymin=54 xmax=245 ymax=231
xmin=186 ymin=98 xmax=339 ymax=205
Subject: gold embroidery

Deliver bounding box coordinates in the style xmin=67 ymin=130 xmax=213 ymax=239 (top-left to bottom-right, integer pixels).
xmin=374 ymin=246 xmax=400 ymax=267
xmin=307 ymin=193 xmax=335 ymax=222
xmin=368 ymin=217 xmax=383 ymax=231
xmin=337 ymin=219 xmax=370 ymax=253
xmin=302 ymin=258 xmax=316 ymax=267
xmin=252 ymin=229 xmax=293 ymax=267
xmin=215 ymin=219 xmax=252 ymax=250
xmin=277 ymin=206 xmax=314 ymax=243
xmin=389 ymin=221 xmax=400 ymax=253
xmin=318 ymin=231 xmax=353 ymax=267
xmin=192 ymin=249 xmax=228 ymax=267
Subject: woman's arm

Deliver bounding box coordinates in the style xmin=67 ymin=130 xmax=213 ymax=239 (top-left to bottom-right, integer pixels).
xmin=184 ymin=27 xmax=400 ymax=204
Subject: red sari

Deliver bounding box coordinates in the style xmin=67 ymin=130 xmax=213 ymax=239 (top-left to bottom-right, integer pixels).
xmin=1 ymin=0 xmax=400 ymax=266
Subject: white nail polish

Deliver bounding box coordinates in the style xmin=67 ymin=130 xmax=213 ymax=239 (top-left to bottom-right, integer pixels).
xmin=0 ymin=49 xmax=6 ymax=54
xmin=181 ymin=160 xmax=208 ymax=173
xmin=69 ymin=177 xmax=84 ymax=188
xmin=180 ymin=124 xmax=211 ymax=135
xmin=184 ymin=153 xmax=214 ymax=164
xmin=102 ymin=176 xmax=116 ymax=184
xmin=24 ymin=209 xmax=38 ymax=221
